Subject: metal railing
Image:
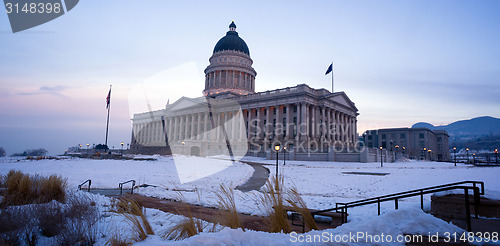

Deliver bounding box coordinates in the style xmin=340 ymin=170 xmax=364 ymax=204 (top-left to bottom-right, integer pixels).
xmin=311 ymin=181 xmax=484 ymax=232
xmin=119 ymin=180 xmax=136 ymax=195
xmin=78 ymin=179 xmax=91 ymax=192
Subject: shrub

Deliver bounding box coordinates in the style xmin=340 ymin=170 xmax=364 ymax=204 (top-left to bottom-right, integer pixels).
xmin=112 ymin=198 xmax=154 ymax=241
xmin=0 ymin=192 xmax=100 ymax=245
xmin=215 ymin=184 xmax=243 ymax=229
xmin=256 ymin=176 xmax=291 ymax=233
xmin=2 ymin=170 xmax=67 ymax=206
xmin=164 ymin=216 xmax=206 ymax=241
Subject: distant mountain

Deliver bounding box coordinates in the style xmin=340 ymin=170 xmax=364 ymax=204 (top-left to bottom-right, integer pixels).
xmin=412 ymin=116 xmax=500 ymax=149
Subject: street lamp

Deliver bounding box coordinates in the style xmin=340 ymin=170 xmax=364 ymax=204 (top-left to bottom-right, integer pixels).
xmin=453 ymin=147 xmax=457 ymax=166
xmin=380 ymin=146 xmax=383 ymax=167
xmin=473 ymin=153 xmax=476 ymax=165
xmin=181 ymin=141 xmax=186 ymax=155
xmin=423 ymin=148 xmax=427 ymax=160
xmin=466 ymin=148 xmax=469 ymax=164
xmin=86 ymin=144 xmax=90 ymax=156
xmin=274 ymin=144 xmax=281 ymax=180
xmin=121 ymin=142 xmax=124 ymax=156
xmin=495 ymin=149 xmax=498 ymax=164
xmin=283 ymin=146 xmax=287 ymax=166
xmin=428 ymin=149 xmax=432 ymax=161
xmin=395 ymin=145 xmax=399 ymax=161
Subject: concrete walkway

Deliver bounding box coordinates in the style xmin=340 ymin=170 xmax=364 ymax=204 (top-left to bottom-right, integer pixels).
xmin=236 ymin=161 xmax=270 ymax=192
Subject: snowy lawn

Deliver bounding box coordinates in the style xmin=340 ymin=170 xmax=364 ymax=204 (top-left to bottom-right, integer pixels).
xmin=1 ymin=156 xmax=499 ymax=245
xmin=0 ymin=155 xmax=254 ymax=192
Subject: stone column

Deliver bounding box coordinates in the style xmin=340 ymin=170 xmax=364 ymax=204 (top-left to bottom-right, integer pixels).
xmin=275 ymin=105 xmax=281 ymax=139
xmin=247 ymin=109 xmax=252 ymax=139
xmin=255 ymin=107 xmax=261 ymax=140
xmin=204 ymin=112 xmax=209 ymax=140
xmin=285 ymin=104 xmax=291 ymax=140
xmin=265 ymin=106 xmax=271 ymax=140
xmin=196 ymin=113 xmax=202 ymax=140
xmin=239 ymin=110 xmax=245 ymax=140
xmin=302 ymin=105 xmax=306 ymax=141
xmin=231 ymin=111 xmax=238 ymax=141
xmin=173 ymin=116 xmax=178 ymax=141
xmin=190 ymin=114 xmax=195 ymax=140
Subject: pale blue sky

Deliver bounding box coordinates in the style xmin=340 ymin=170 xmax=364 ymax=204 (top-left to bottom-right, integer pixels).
xmin=1 ymin=0 xmax=499 ymax=155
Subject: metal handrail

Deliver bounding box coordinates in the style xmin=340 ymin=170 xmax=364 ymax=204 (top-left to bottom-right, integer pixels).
xmin=78 ymin=179 xmax=91 ymax=192
xmin=119 ymin=180 xmax=136 ymax=195
xmin=312 ymin=181 xmax=484 ymax=232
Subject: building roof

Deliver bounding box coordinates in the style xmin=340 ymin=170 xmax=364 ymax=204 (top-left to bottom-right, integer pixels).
xmin=213 ymin=21 xmax=250 ymax=55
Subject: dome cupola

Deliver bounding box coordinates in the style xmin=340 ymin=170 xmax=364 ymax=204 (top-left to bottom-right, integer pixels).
xmin=203 ymin=21 xmax=257 ymax=96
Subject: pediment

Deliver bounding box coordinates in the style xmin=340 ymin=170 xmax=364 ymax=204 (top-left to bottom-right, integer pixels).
xmin=326 ymin=92 xmax=358 ymax=111
xmin=166 ymin=96 xmax=207 ymax=112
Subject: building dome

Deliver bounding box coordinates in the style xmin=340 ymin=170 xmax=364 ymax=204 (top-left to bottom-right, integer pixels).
xmin=213 ymin=21 xmax=250 ymax=55
xmin=204 ymin=21 xmax=256 ymax=97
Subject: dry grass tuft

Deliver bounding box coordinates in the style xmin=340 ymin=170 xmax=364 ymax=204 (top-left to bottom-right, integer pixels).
xmin=285 ymin=187 xmax=318 ymax=231
xmin=112 ymin=198 xmax=154 ymax=241
xmin=256 ymin=175 xmax=291 ymax=233
xmin=164 ymin=216 xmax=206 ymax=241
xmin=2 ymin=170 xmax=67 ymax=206
xmin=214 ymin=184 xmax=243 ymax=230
xmin=106 ymin=235 xmax=133 ymax=246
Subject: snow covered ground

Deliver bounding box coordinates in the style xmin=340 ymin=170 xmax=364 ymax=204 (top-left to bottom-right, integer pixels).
xmin=1 ymin=156 xmax=499 ymax=245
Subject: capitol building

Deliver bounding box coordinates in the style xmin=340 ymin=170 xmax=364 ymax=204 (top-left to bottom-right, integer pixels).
xmin=130 ymin=22 xmax=364 ymax=161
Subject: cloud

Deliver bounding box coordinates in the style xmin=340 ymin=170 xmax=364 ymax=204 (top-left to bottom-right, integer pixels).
xmin=17 ymin=85 xmax=69 ymax=98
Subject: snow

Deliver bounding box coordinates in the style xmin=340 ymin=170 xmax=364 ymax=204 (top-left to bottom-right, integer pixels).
xmin=1 ymin=156 xmax=499 ymax=245
xmin=135 ymin=208 xmax=469 ymax=246
xmin=0 ymin=155 xmax=254 ymax=191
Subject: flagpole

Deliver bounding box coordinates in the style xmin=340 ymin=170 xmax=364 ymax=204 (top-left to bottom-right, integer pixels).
xmin=331 ymin=62 xmax=334 ymax=93
xmin=105 ymin=85 xmax=111 ymax=152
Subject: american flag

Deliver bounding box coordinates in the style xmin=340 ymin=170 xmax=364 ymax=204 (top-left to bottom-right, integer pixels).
xmin=106 ymin=87 xmax=111 ymax=109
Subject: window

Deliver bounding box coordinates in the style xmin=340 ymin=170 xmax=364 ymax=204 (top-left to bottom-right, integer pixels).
xmin=391 ymin=134 xmax=396 ymax=139
xmin=438 ymin=144 xmax=442 ymax=151
xmin=293 ymin=105 xmax=297 ymax=113
xmin=419 ymin=133 xmax=424 ymax=139
xmin=419 ymin=141 xmax=425 ymax=148
xmin=283 ymin=107 xmax=287 ymax=114
xmin=382 ymin=134 xmax=386 ymax=139
xmin=400 ymin=133 xmax=406 ymax=139
xmin=437 ymin=137 xmax=442 ymax=142
xmin=273 ymin=108 xmax=276 ymax=114
xmin=368 ymin=135 xmax=372 ymax=140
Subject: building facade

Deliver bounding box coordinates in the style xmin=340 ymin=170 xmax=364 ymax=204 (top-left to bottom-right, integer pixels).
xmin=363 ymin=128 xmax=450 ymax=161
xmin=130 ymin=22 xmax=360 ymax=160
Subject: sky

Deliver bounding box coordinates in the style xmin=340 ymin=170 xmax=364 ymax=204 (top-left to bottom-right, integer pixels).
xmin=1 ymin=0 xmax=499 ymax=155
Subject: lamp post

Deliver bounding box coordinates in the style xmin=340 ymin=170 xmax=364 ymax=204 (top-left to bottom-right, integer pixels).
xmin=380 ymin=146 xmax=383 ymax=167
xmin=495 ymin=149 xmax=498 ymax=164
xmin=423 ymin=148 xmax=427 ymax=160
xmin=395 ymin=145 xmax=399 ymax=160
xmin=86 ymin=144 xmax=90 ymax=156
xmin=453 ymin=147 xmax=457 ymax=166
xmin=473 ymin=153 xmax=476 ymax=165
xmin=181 ymin=141 xmax=185 ymax=155
xmin=283 ymin=146 xmax=287 ymax=166
xmin=428 ymin=149 xmax=432 ymax=161
xmin=79 ymin=144 xmax=82 ymax=152
xmin=466 ymin=148 xmax=469 ymax=164
xmin=274 ymin=144 xmax=281 ymax=180
xmin=121 ymin=142 xmax=124 ymax=156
